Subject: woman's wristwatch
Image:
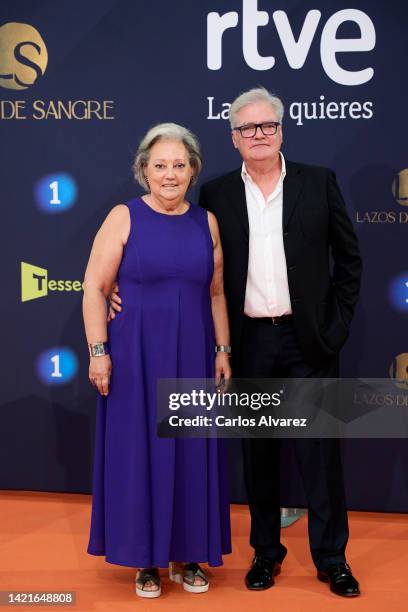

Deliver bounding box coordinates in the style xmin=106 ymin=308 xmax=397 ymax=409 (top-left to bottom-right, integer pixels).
xmin=215 ymin=345 xmax=231 ymax=355
xmin=89 ymin=342 xmax=109 ymax=357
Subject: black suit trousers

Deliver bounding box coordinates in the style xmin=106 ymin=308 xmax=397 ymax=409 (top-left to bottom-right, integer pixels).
xmin=240 ymin=316 xmax=349 ymax=571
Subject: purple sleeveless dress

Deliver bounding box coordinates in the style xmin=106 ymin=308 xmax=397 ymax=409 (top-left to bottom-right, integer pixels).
xmin=87 ymin=198 xmax=231 ymax=568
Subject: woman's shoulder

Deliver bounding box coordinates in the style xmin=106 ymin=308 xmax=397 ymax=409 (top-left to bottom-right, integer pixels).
xmin=108 ymin=197 xmax=142 ymax=218
xmin=104 ymin=203 xmax=130 ymax=224
xmin=190 ymin=201 xmax=210 ymax=217
xmin=189 ymin=203 xmax=218 ymax=226
xmin=99 ymin=204 xmax=131 ymax=245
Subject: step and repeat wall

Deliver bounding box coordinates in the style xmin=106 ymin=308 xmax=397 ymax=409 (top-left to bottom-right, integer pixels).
xmin=1 ymin=0 xmax=407 ymax=511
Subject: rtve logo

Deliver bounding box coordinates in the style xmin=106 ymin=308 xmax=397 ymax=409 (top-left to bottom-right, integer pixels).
xmin=0 ymin=22 xmax=48 ymax=90
xmin=21 ymin=262 xmax=83 ymax=302
xmin=207 ymin=1 xmax=375 ymax=85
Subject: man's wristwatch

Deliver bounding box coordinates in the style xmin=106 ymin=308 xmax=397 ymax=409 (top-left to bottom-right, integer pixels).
xmin=215 ymin=345 xmax=231 ymax=354
xmin=89 ymin=342 xmax=109 ymax=357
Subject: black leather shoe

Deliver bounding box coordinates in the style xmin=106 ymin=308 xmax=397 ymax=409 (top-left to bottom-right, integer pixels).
xmin=317 ymin=563 xmax=360 ymax=597
xmin=245 ymin=555 xmax=281 ymax=590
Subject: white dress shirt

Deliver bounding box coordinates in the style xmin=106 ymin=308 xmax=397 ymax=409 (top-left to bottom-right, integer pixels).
xmin=242 ymin=152 xmax=292 ymax=318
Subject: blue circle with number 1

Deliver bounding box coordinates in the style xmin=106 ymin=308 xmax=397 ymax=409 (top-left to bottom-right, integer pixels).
xmin=389 ymin=273 xmax=408 ymax=313
xmin=36 ymin=347 xmax=78 ymax=385
xmin=34 ymin=173 xmax=78 ymax=213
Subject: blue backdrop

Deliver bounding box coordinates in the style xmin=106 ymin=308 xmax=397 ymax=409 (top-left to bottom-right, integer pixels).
xmin=1 ymin=0 xmax=407 ymax=511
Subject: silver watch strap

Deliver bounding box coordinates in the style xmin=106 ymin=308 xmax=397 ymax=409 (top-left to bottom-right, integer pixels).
xmin=215 ymin=345 xmax=231 ymax=354
xmin=89 ymin=342 xmax=109 ymax=357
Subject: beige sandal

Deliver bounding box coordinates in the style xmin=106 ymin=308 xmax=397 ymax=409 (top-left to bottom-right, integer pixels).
xmin=135 ymin=568 xmax=161 ymax=598
xmin=169 ymin=562 xmax=209 ymax=593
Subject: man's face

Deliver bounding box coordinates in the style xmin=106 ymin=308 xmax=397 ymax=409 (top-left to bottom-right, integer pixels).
xmin=231 ymin=101 xmax=282 ymax=165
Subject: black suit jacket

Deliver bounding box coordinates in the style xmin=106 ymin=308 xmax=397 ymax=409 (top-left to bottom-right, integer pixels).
xmin=199 ymin=160 xmax=362 ymax=370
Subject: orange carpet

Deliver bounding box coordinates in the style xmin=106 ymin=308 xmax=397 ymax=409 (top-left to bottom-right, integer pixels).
xmin=1 ymin=491 xmax=407 ymax=611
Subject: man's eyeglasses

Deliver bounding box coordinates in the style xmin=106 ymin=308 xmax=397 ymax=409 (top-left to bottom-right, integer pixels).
xmin=233 ymin=121 xmax=281 ymax=138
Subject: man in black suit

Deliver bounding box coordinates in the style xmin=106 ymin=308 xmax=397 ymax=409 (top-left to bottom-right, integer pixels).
xmin=199 ymin=87 xmax=362 ymax=597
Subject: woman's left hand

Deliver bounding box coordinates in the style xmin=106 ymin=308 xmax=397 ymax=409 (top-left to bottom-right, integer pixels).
xmin=215 ymin=352 xmax=232 ymax=390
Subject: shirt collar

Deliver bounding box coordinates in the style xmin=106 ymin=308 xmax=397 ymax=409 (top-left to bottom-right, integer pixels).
xmin=241 ymin=151 xmax=286 ymax=185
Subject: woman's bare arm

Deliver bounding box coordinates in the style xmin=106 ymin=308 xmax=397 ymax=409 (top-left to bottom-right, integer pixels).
xmin=208 ymin=211 xmax=231 ymax=384
xmin=82 ymin=204 xmax=130 ymax=394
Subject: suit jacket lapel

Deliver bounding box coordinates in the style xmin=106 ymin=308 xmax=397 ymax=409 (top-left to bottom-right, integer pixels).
xmin=283 ymin=160 xmax=304 ymax=230
xmin=224 ymin=170 xmax=249 ymax=238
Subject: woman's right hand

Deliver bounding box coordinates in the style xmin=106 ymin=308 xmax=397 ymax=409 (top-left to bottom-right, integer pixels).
xmin=107 ymin=282 xmax=122 ymax=321
xmin=89 ymin=355 xmax=112 ymax=396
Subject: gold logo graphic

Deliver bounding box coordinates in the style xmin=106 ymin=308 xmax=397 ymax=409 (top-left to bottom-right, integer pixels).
xmin=392 ymin=169 xmax=408 ymax=207
xmin=389 ymin=353 xmax=408 ymax=390
xmin=356 ymin=168 xmax=408 ymax=224
xmin=21 ymin=262 xmax=83 ymax=302
xmin=0 ymin=22 xmax=48 ymax=90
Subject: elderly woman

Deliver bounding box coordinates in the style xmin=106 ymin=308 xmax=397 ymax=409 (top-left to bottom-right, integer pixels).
xmin=83 ymin=123 xmax=232 ymax=598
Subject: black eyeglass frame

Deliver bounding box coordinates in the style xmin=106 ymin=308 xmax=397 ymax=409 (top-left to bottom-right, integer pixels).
xmin=232 ymin=121 xmax=281 ymax=138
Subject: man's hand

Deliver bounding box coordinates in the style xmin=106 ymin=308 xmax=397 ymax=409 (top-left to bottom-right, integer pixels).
xmin=108 ymin=282 xmax=122 ymax=321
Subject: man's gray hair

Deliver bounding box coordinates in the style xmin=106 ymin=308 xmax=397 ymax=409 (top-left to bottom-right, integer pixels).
xmin=133 ymin=122 xmax=202 ymax=190
xmin=229 ymin=87 xmax=284 ymax=129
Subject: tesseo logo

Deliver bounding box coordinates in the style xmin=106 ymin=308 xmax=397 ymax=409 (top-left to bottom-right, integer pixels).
xmin=389 ymin=354 xmax=408 ymax=390
xmin=21 ymin=262 xmax=83 ymax=302
xmin=392 ymin=169 xmax=408 ymax=207
xmin=0 ymin=22 xmax=48 ymax=90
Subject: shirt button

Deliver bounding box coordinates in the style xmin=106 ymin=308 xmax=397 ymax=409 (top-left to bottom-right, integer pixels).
xmin=289 ymin=266 xmax=295 ymax=271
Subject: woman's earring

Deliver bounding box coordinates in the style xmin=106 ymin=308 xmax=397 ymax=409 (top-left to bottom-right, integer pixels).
xmin=144 ymin=175 xmax=150 ymax=190
xmin=190 ymin=175 xmax=195 ymax=186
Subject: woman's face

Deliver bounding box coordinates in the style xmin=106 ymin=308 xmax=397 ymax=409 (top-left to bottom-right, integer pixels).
xmin=144 ymin=139 xmax=194 ymax=202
